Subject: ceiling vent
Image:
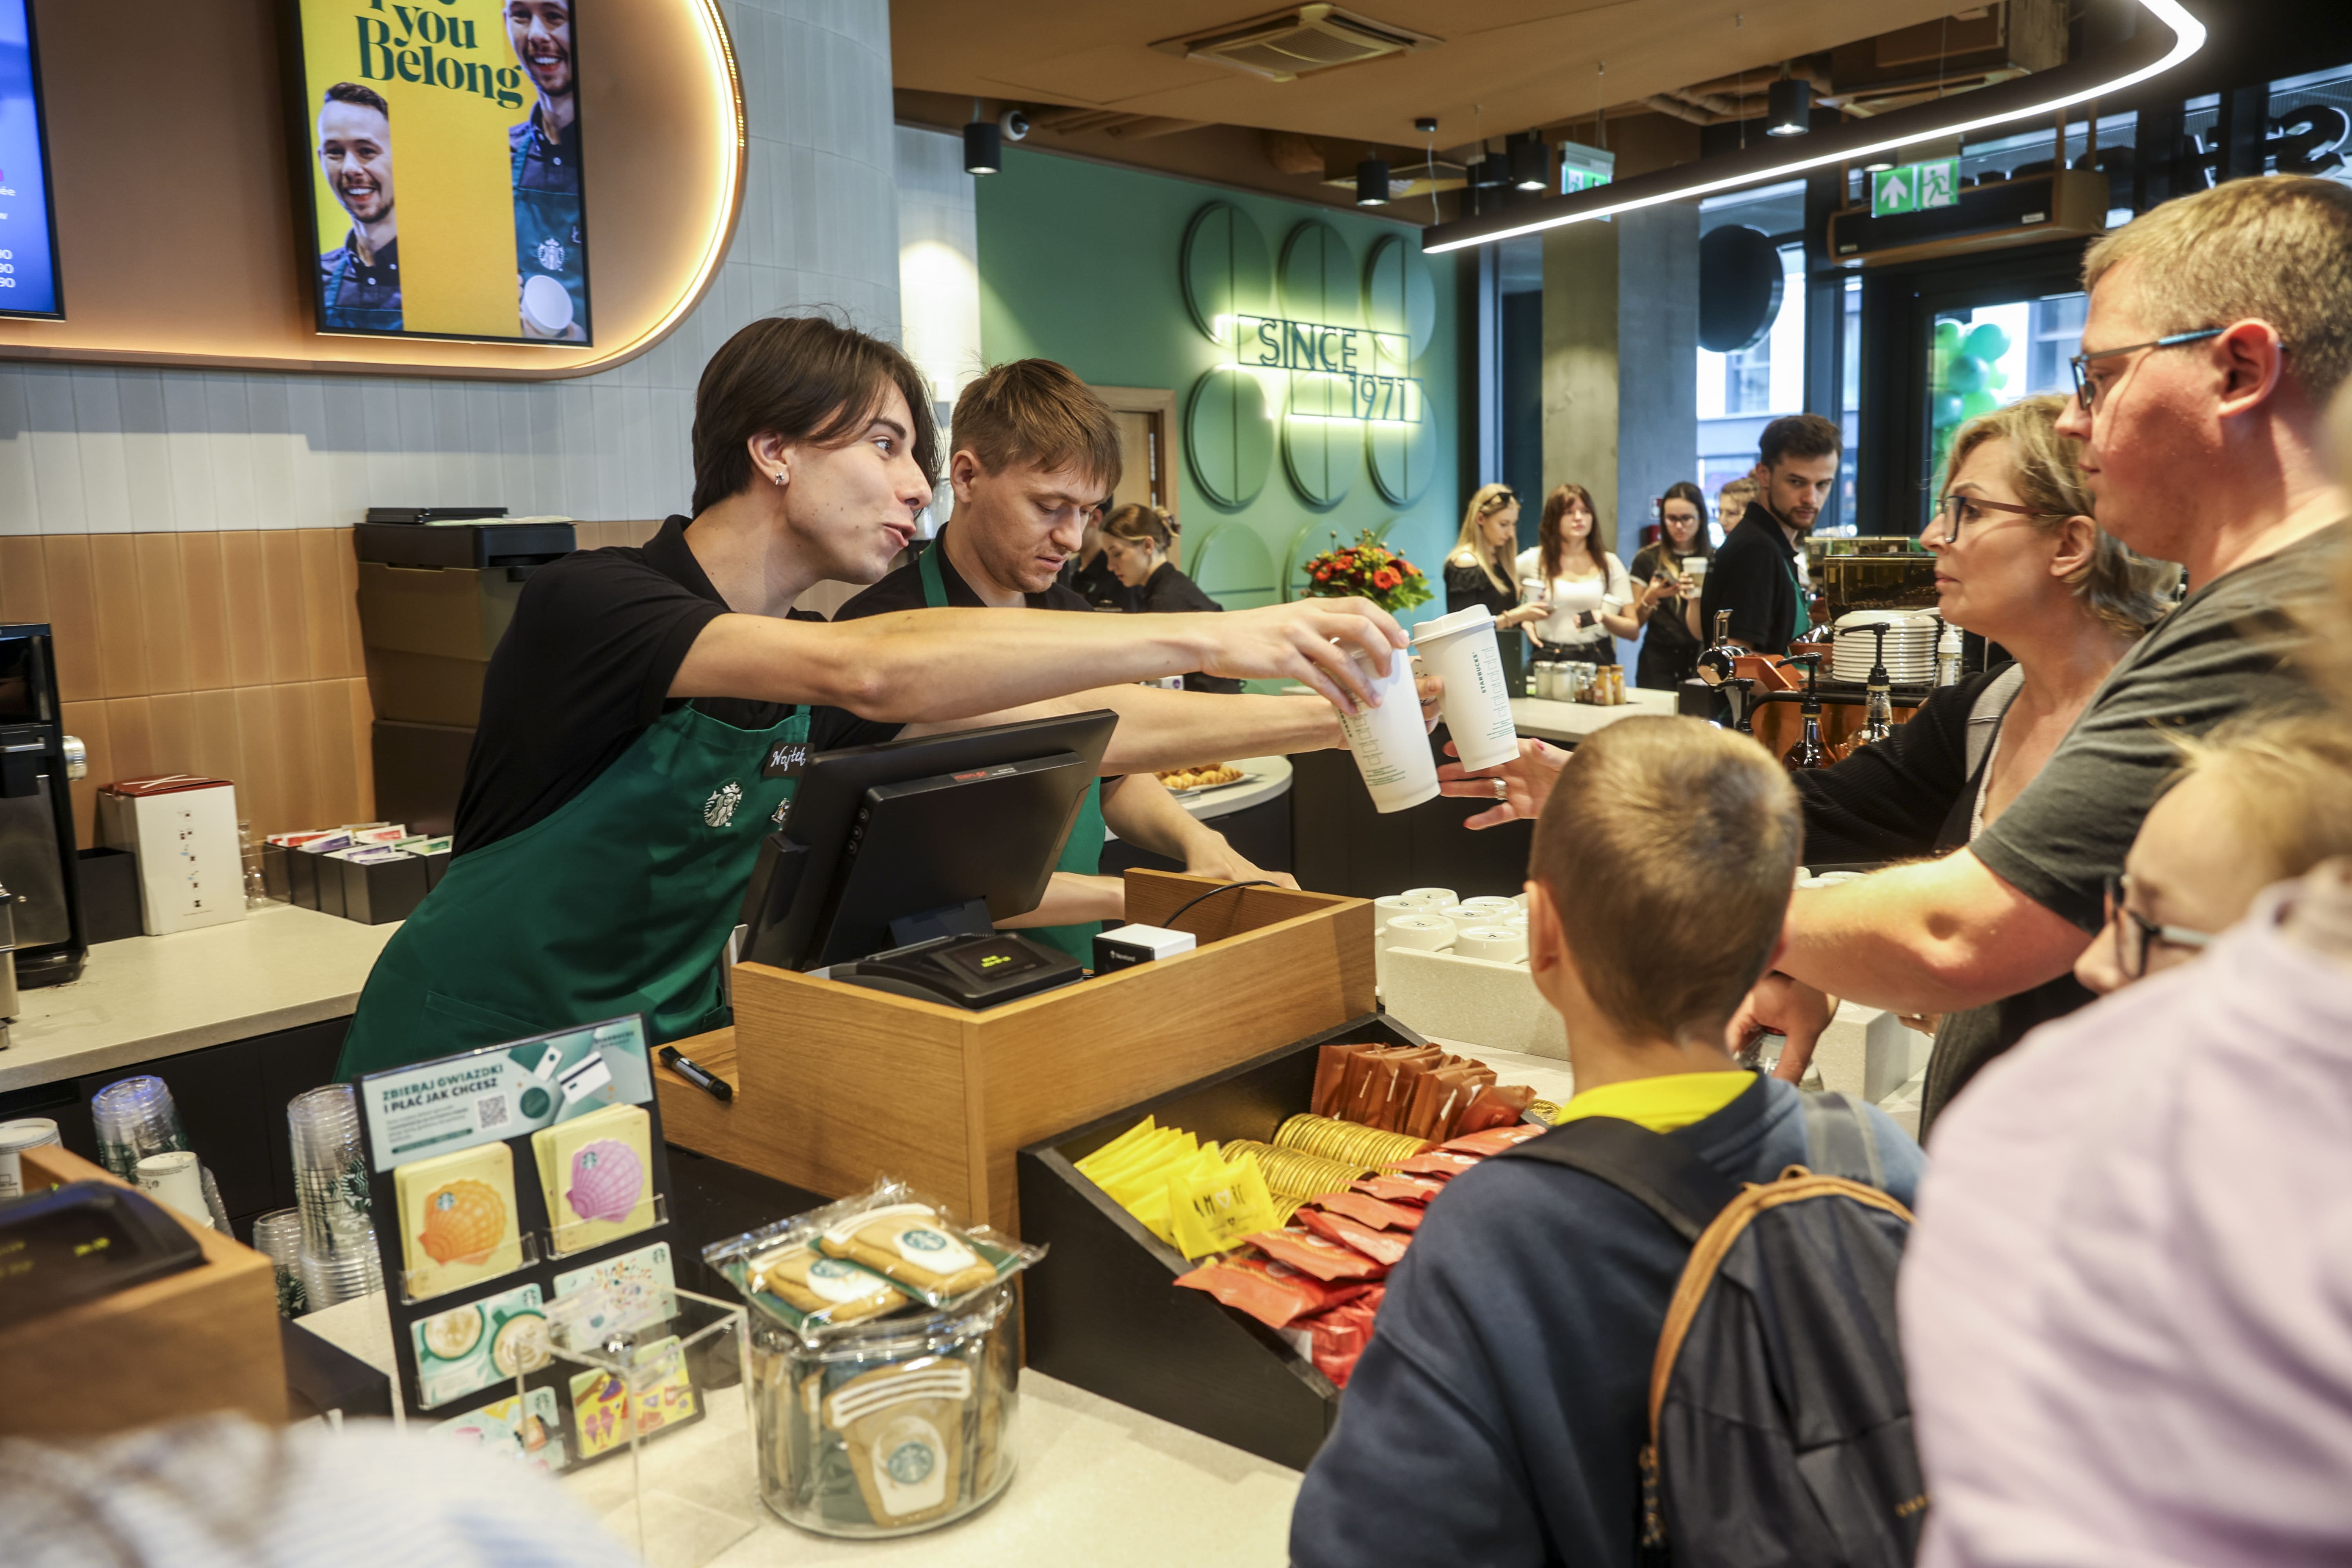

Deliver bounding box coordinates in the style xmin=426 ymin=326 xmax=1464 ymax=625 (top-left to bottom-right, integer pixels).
xmin=1154 ymin=5 xmax=1438 ymax=83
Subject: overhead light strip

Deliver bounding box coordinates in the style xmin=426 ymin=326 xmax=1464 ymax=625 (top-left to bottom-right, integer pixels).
xmin=1421 ymin=0 xmax=2205 ymax=254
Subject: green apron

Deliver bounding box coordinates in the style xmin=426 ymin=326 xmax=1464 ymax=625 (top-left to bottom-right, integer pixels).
xmin=918 ymin=542 xmax=1107 ymax=963
xmin=1785 ymin=553 xmax=1814 ymax=644
xmin=336 ymin=703 xmax=807 ymax=1080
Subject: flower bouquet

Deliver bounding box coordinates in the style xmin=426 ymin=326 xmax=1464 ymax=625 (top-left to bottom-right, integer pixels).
xmin=1299 ymin=530 xmax=1434 ymax=615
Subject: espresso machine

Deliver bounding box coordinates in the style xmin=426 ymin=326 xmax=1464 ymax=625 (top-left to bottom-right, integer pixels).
xmin=0 ymin=624 xmax=91 ymax=1044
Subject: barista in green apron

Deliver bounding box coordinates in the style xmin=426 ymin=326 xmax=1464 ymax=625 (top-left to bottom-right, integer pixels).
xmin=335 ymin=316 xmax=1408 ymax=1082
xmin=920 ymin=542 xmax=1108 ymax=962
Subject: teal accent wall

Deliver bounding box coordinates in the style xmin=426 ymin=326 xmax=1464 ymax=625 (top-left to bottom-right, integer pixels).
xmin=976 ymin=149 xmax=1466 ymax=624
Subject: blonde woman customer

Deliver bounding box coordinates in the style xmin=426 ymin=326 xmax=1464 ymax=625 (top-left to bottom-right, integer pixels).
xmin=1444 ymin=483 xmax=1548 ymax=690
xmin=1515 ymin=483 xmax=1635 ymax=666
xmin=1100 ymin=503 xmax=1242 ymax=693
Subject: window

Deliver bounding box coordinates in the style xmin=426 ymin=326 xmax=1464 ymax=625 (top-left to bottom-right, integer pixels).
xmin=1694 ymin=181 xmax=1807 ymax=515
xmin=1927 ymin=290 xmax=2085 ymax=482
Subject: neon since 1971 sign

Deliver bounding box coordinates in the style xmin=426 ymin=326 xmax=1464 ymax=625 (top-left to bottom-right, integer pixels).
xmin=1227 ymin=313 xmax=1424 ymax=425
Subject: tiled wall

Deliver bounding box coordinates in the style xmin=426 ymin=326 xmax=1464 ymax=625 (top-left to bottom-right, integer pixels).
xmin=0 ymin=521 xmax=662 ymax=847
xmin=0 ymin=0 xmax=906 ymax=846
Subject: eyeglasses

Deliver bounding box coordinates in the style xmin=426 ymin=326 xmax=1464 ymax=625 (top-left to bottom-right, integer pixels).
xmin=2067 ymin=328 xmax=2226 ymax=412
xmin=1932 ymin=491 xmax=2066 ymax=545
xmin=2101 ymin=873 xmax=2213 ymax=980
xmin=1478 ymin=488 xmax=1518 ymax=515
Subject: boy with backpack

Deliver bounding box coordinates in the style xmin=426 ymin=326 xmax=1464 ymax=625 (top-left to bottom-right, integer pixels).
xmin=1290 ymin=715 xmax=1927 ymax=1566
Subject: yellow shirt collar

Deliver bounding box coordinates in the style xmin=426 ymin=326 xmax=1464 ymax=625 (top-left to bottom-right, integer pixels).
xmin=1552 ymin=1071 xmax=1755 ymax=1134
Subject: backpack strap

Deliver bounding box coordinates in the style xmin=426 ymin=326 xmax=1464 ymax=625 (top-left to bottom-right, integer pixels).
xmin=1499 ymin=1105 xmax=1748 ymax=1244
xmin=1964 ymin=661 xmax=2026 ymax=779
xmin=1800 ymin=1091 xmax=1887 ymax=1189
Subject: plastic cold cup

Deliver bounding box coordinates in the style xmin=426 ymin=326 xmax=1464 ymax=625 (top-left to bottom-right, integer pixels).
xmin=1412 ymin=605 xmax=1521 ymax=772
xmin=1336 ymin=646 xmax=1439 ymax=813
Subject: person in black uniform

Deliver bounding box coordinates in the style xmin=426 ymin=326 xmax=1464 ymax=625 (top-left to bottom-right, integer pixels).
xmin=1442 ymin=483 xmax=1550 ymax=693
xmin=1697 ymin=414 xmax=1841 ymax=656
xmin=507 ymin=0 xmax=588 ymax=341
xmin=1098 ymin=504 xmax=1244 ymax=694
xmin=314 ymin=83 xmax=401 ymax=334
xmin=1066 ymin=517 xmax=1139 ymax=611
xmin=1627 ymin=481 xmax=1713 ymax=690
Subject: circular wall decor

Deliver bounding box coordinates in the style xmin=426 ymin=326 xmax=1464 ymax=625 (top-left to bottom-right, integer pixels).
xmin=1361 ymin=234 xmax=1437 ymax=361
xmin=1180 ymin=203 xmax=1274 ymax=342
xmin=1283 ymin=407 xmax=1355 ymax=509
xmin=1698 ymin=225 xmax=1786 ymax=354
xmin=1279 ymin=220 xmax=1359 ymax=327
xmin=1366 ymin=387 xmax=1440 ymax=506
xmin=1185 ymin=369 xmax=1274 ymax=509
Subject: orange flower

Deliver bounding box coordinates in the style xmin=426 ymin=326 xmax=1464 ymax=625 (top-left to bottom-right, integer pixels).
xmin=1373 ymin=566 xmax=1401 ymax=591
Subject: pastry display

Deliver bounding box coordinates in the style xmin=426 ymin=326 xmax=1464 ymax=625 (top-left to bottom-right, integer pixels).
xmin=817 ymin=1203 xmax=1000 ymax=1305
xmin=1154 ymin=762 xmax=1245 ymax=791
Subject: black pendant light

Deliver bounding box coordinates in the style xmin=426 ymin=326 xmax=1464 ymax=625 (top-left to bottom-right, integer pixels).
xmin=964 ymin=99 xmax=1002 ymax=174
xmin=1508 ymin=138 xmax=1548 ymax=191
xmin=1356 ymin=157 xmax=1391 ymax=207
xmin=1766 ymin=76 xmax=1813 ymax=138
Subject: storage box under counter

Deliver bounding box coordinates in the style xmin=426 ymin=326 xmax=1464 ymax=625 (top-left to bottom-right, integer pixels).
xmin=654 ymin=870 xmax=1374 ymax=1235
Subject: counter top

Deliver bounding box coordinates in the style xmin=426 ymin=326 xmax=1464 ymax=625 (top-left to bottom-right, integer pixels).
xmin=0 ymin=905 xmax=397 ymax=1093
xmin=1509 ymin=688 xmax=1681 ymax=744
xmin=301 ymin=1292 xmax=1304 ymax=1566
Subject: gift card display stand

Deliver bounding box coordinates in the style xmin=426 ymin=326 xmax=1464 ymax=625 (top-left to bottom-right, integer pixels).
xmin=356 ymin=1014 xmax=756 ymax=1568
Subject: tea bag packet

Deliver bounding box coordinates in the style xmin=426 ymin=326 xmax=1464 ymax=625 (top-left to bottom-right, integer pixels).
xmin=747 ymin=1240 xmax=907 ymax=1329
xmin=1166 ymin=1147 xmax=1278 ymax=1260
xmin=823 ymin=1355 xmax=975 ymax=1530
xmin=818 ymin=1203 xmax=998 ymax=1306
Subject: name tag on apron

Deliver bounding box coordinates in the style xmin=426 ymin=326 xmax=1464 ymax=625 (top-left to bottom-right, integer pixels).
xmin=760 ymin=739 xmax=811 ymax=780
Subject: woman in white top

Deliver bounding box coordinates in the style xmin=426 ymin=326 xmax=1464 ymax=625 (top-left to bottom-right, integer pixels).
xmin=1514 ymin=482 xmax=1637 ymax=664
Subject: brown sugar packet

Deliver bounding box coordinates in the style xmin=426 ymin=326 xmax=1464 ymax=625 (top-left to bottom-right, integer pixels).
xmin=1379 ymin=1050 xmax=1446 ymax=1131
xmin=1456 ymin=1084 xmax=1536 ymax=1136
xmin=1355 ymin=1047 xmax=1440 ymax=1130
xmin=1411 ymin=1063 xmax=1490 ymax=1142
xmin=1313 ymin=1042 xmax=1377 ymax=1118
xmin=817 ymin=1203 xmax=999 ymax=1305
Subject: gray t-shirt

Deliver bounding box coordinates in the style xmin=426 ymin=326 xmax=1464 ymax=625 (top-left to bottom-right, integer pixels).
xmin=1923 ymin=521 xmax=2345 ymax=1135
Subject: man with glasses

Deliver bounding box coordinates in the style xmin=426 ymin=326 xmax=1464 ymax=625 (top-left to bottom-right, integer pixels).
xmin=1732 ymin=175 xmax=2350 ymax=1124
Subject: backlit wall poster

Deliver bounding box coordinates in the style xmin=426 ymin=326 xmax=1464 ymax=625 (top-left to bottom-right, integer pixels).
xmin=289 ymin=0 xmax=591 ymax=343
xmin=0 ymin=0 xmax=63 ymax=319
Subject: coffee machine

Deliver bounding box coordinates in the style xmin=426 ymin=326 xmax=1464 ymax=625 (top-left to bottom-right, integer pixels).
xmin=0 ymin=624 xmax=91 ymax=1036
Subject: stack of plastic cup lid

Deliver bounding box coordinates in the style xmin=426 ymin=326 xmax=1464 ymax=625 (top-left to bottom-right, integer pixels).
xmin=91 ymin=1076 xmax=188 ymax=1182
xmin=250 ymin=1209 xmax=310 ymax=1317
xmin=287 ymin=1085 xmax=383 ymax=1307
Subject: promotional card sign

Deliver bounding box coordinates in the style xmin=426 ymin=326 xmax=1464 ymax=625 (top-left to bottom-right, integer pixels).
xmin=359 ymin=1014 xmax=653 ymax=1171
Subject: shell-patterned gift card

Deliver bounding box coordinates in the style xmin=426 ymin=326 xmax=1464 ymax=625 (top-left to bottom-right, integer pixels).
xmin=395 ymin=1143 xmax=525 ymax=1302
xmin=532 ymin=1103 xmax=655 ymax=1256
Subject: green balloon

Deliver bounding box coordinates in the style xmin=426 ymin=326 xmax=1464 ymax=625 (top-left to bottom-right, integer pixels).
xmin=1944 ymin=354 xmax=1989 ymax=396
xmin=1963 ymin=323 xmax=2011 ymax=363
xmin=1932 ymin=392 xmax=1965 ymax=428
xmin=1960 ymin=390 xmax=1999 ymax=418
xmin=1935 ymin=319 xmax=1962 ymax=352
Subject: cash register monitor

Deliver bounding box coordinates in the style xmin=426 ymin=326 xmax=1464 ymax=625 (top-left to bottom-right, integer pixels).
xmin=738 ymin=710 xmax=1119 ymax=971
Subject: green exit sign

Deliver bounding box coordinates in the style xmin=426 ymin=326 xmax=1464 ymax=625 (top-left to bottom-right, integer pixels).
xmin=1872 ymin=158 xmax=1960 ymax=217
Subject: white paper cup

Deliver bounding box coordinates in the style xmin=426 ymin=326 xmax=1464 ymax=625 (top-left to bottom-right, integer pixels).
xmin=1412 ymin=604 xmax=1521 ymax=772
xmin=1681 ymin=556 xmax=1708 ymax=583
xmin=1374 ymin=895 xmax=1421 ymax=925
xmin=521 ymin=273 xmax=574 ymax=336
xmin=136 ymin=1151 xmax=215 ymax=1228
xmin=1456 ymin=926 xmax=1528 ymax=964
xmin=1337 ymin=646 xmax=1441 ymax=813
xmin=1385 ymin=914 xmax=1455 ymax=951
xmin=0 ymin=1118 xmax=60 ymax=1200
xmin=1398 ymin=887 xmax=1459 ymax=909
xmin=1457 ymin=896 xmax=1519 ymax=919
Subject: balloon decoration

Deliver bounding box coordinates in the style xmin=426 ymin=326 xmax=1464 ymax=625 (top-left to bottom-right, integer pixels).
xmin=1929 ymin=317 xmax=2014 ymax=482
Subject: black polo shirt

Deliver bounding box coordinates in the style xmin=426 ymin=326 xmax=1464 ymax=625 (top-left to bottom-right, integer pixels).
xmin=835 ymin=526 xmax=1096 ymax=618
xmin=452 ymin=514 xmax=900 ymax=855
xmin=1697 ymin=504 xmax=1804 ymax=655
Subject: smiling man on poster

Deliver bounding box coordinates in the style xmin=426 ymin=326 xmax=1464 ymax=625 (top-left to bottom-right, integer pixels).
xmin=316 ymin=82 xmax=402 ymax=333
xmin=506 ymin=0 xmax=588 ymax=341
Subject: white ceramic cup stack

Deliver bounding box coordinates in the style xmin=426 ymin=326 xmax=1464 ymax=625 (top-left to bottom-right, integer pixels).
xmin=1385 ymin=915 xmax=1456 ymax=952
xmin=1337 ymin=646 xmax=1440 ymax=813
xmin=1455 ymin=896 xmax=1519 ymax=921
xmin=1398 ymin=887 xmax=1459 ymax=910
xmin=287 ymin=1085 xmax=383 ymax=1307
xmin=1411 ymin=605 xmax=1522 ymax=772
xmin=1455 ymin=926 xmax=1529 ymax=964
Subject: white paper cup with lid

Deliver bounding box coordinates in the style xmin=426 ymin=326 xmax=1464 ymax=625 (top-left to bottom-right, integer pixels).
xmin=1412 ymin=604 xmax=1521 ymax=772
xmin=1337 ymin=645 xmax=1440 ymax=813
xmin=0 ymin=1118 xmax=60 ymax=1200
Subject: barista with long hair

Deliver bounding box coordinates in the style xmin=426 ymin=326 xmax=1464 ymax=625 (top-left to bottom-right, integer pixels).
xmin=1516 ymin=483 xmax=1635 ymax=665
xmin=1444 ymin=483 xmax=1550 ymax=691
xmin=1099 ymin=503 xmax=1243 ymax=693
xmin=1628 ymin=481 xmax=1714 ymax=690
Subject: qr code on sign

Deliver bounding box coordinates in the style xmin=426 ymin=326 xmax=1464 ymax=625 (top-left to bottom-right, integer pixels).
xmin=475 ymin=1094 xmax=511 ymax=1132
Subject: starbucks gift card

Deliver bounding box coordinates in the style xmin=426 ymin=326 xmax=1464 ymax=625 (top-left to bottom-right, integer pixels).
xmin=410 ymin=1282 xmax=551 ymax=1409
xmin=432 ymin=1387 xmax=567 ymax=1474
xmin=552 ymin=1240 xmax=677 ymax=1337
xmin=532 ymin=1102 xmax=656 ymax=1256
xmin=568 ymin=1334 xmax=699 ymax=1463
xmin=394 ymin=1143 xmax=524 ymax=1302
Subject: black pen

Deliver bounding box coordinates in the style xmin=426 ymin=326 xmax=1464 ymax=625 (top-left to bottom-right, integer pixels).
xmin=660 ymin=1045 xmax=734 ymax=1103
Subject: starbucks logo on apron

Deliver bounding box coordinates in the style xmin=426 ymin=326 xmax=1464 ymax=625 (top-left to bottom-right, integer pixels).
xmin=536 ymin=236 xmax=566 ymax=272
xmin=703 ymin=781 xmax=743 ymax=828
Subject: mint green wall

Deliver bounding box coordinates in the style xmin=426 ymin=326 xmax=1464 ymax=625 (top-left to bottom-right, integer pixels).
xmin=976 ymin=149 xmax=1466 ymax=624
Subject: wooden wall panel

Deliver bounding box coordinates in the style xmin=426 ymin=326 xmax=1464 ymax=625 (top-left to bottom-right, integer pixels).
xmin=10 ymin=524 xmax=671 ymax=849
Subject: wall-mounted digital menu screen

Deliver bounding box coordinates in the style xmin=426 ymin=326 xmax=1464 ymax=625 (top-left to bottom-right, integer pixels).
xmin=0 ymin=0 xmax=62 ymax=320
xmin=288 ymin=0 xmax=592 ymax=345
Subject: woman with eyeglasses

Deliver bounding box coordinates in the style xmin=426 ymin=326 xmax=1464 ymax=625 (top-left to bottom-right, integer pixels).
xmin=1627 ymin=481 xmax=1715 ymax=690
xmin=2075 ymin=710 xmax=2352 ymax=994
xmin=1445 ymin=483 xmax=1550 ymax=692
xmin=1516 ymin=483 xmax=1637 ymax=667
